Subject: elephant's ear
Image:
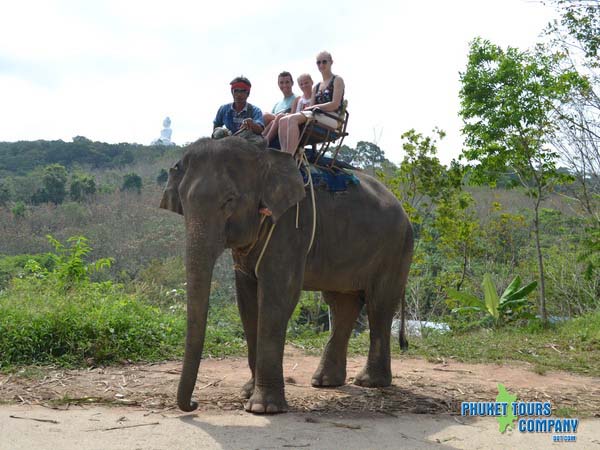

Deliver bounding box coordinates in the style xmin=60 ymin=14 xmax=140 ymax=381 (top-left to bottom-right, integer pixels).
xmin=260 ymin=151 xmax=306 ymax=222
xmin=159 ymin=160 xmax=184 ymax=215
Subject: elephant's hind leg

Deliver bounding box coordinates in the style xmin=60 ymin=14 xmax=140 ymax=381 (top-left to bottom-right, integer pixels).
xmin=312 ymin=291 xmax=362 ymax=387
xmin=354 ymin=285 xmax=397 ymax=388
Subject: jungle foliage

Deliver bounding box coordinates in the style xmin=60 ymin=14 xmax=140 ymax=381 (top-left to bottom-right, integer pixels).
xmin=0 ymin=136 xmax=181 ymax=176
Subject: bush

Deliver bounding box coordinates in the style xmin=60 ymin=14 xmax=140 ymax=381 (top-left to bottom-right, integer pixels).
xmin=0 ymin=235 xmax=253 ymax=368
xmin=132 ymin=257 xmax=185 ymax=305
xmin=135 ymin=257 xmax=185 ymax=287
xmin=0 ymin=235 xmax=184 ymax=367
xmin=121 ymin=173 xmax=142 ymax=194
xmin=0 ymin=252 xmax=57 ymax=289
xmin=447 ymin=273 xmax=537 ymax=328
xmin=156 ymin=168 xmax=168 ymax=185
xmin=544 ymin=244 xmax=600 ymax=316
xmin=31 ymin=164 xmax=68 ymax=205
xmin=70 ymin=173 xmax=96 ymax=201
xmin=288 ymin=292 xmax=330 ymax=336
xmin=0 ymin=276 xmax=185 ymax=367
xmin=407 ymin=311 xmax=600 ymax=376
xmin=204 ymin=299 xmax=246 ymax=357
xmin=11 ymin=201 xmax=26 ymax=218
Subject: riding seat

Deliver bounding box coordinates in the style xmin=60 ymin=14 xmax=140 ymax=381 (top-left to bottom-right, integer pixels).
xmin=296 ymin=100 xmax=350 ymax=168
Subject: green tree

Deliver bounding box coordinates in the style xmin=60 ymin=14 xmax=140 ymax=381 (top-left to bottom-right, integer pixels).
xmin=156 ymin=168 xmax=169 ymax=185
xmin=32 ymin=164 xmax=68 ymax=204
xmin=70 ymin=173 xmax=97 ymax=202
xmin=459 ymin=38 xmax=586 ymax=321
xmin=11 ymin=201 xmax=26 ymax=218
xmin=381 ymin=129 xmax=460 ymax=229
xmin=122 ymin=173 xmax=142 ymax=194
xmin=338 ymin=141 xmax=388 ymax=168
xmin=390 ymin=129 xmax=479 ymax=291
xmin=0 ymin=138 xmax=151 ymax=175
xmin=482 ymin=203 xmax=529 ymax=268
xmin=379 ymin=129 xmax=476 ymax=319
xmin=0 ymin=179 xmax=12 ymax=206
xmin=434 ymin=190 xmax=481 ymax=291
xmin=546 ymin=0 xmax=600 ymax=63
xmin=543 ymin=1 xmax=600 ymax=277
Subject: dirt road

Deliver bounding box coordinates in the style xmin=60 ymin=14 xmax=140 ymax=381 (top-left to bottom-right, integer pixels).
xmin=1 ymin=350 xmax=599 ymax=449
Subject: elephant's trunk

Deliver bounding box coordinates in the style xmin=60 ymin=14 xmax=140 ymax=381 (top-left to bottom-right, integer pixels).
xmin=177 ymin=225 xmax=223 ymax=412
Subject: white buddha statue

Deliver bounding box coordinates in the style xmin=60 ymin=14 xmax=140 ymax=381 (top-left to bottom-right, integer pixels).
xmin=152 ymin=116 xmax=174 ymax=145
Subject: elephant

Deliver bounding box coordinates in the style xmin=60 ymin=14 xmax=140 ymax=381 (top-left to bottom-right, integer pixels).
xmin=160 ymin=136 xmax=413 ymax=414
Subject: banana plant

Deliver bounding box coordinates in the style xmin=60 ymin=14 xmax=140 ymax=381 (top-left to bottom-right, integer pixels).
xmin=447 ymin=274 xmax=537 ymax=325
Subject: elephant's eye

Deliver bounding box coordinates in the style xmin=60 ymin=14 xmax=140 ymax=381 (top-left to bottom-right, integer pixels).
xmin=221 ymin=196 xmax=237 ymax=210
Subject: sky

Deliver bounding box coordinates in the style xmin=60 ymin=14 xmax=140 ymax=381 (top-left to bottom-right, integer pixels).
xmin=0 ymin=0 xmax=557 ymax=165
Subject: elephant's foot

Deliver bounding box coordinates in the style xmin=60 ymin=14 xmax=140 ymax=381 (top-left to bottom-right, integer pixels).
xmin=311 ymin=363 xmax=346 ymax=387
xmin=244 ymin=386 xmax=288 ymax=414
xmin=241 ymin=377 xmax=254 ymax=398
xmin=353 ymin=366 xmax=392 ymax=388
xmin=240 ymin=377 xmax=254 ymax=399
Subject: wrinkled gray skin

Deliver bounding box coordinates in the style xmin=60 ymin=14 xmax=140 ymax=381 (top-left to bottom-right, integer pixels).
xmin=160 ymin=137 xmax=413 ymax=414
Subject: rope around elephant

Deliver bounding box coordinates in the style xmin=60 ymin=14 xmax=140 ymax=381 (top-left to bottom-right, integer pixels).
xmin=255 ymin=153 xmax=317 ymax=277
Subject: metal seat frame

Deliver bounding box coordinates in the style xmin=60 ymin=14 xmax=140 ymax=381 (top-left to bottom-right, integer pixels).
xmin=295 ymin=100 xmax=349 ymax=169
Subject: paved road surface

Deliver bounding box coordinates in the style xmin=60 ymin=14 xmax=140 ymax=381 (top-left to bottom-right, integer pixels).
xmin=2 ymin=405 xmax=598 ymax=449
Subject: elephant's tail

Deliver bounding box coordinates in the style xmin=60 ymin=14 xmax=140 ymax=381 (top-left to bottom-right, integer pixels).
xmin=398 ymin=221 xmax=414 ymax=352
xmin=399 ymin=314 xmax=409 ymax=351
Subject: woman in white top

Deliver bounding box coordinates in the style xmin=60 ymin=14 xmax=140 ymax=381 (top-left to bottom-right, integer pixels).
xmin=291 ymin=73 xmax=313 ymax=113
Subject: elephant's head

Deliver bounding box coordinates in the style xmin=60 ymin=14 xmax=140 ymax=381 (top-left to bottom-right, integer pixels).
xmin=160 ymin=137 xmax=305 ymax=411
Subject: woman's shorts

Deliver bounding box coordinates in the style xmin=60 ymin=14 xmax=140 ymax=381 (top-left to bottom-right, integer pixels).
xmin=300 ymin=110 xmax=341 ymax=129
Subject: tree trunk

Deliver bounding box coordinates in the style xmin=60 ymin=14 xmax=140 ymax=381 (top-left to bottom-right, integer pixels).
xmin=533 ymin=199 xmax=548 ymax=323
xmin=457 ymin=242 xmax=468 ymax=291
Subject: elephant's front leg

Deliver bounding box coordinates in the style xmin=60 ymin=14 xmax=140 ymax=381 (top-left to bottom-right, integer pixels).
xmin=245 ymin=257 xmax=304 ymax=414
xmin=235 ymin=270 xmax=259 ymax=399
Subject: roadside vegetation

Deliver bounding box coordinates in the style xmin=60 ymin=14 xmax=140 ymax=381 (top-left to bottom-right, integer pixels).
xmin=0 ymin=1 xmax=598 ymax=377
xmin=406 ymin=313 xmax=600 ymax=377
xmin=1 ymin=235 xmax=598 ymax=377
